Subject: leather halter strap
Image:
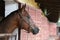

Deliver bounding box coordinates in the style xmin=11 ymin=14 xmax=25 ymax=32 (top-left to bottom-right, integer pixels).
xmin=18 ymin=10 xmax=31 ymax=33
xmin=18 ymin=10 xmax=30 ymax=24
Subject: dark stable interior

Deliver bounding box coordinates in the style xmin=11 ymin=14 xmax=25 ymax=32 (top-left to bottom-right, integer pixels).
xmin=35 ymin=0 xmax=60 ymax=23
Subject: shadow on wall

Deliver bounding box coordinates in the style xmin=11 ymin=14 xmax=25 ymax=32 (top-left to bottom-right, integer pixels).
xmin=46 ymin=12 xmax=59 ymax=23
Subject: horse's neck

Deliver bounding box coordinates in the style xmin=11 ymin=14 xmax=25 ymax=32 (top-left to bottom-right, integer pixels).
xmin=0 ymin=10 xmax=19 ymax=33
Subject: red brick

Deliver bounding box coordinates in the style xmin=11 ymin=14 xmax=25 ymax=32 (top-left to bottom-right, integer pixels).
xmin=21 ymin=4 xmax=57 ymax=40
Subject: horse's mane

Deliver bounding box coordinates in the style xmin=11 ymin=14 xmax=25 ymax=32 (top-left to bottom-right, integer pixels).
xmin=0 ymin=9 xmax=19 ymax=23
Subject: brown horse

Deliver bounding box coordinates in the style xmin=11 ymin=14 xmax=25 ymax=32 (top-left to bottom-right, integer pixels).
xmin=0 ymin=4 xmax=39 ymax=40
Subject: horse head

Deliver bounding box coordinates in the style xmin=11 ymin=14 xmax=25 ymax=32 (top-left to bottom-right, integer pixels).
xmin=18 ymin=4 xmax=39 ymax=34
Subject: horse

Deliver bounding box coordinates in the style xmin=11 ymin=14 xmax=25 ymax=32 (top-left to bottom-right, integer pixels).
xmin=0 ymin=4 xmax=39 ymax=40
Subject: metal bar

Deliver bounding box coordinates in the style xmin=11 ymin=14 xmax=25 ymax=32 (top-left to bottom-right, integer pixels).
xmin=18 ymin=3 xmax=21 ymax=40
xmin=18 ymin=3 xmax=21 ymax=10
xmin=0 ymin=33 xmax=17 ymax=40
xmin=0 ymin=33 xmax=16 ymax=37
xmin=15 ymin=35 xmax=17 ymax=40
xmin=18 ymin=27 xmax=21 ymax=40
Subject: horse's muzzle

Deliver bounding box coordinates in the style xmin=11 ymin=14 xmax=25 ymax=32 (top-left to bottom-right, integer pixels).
xmin=31 ymin=27 xmax=39 ymax=35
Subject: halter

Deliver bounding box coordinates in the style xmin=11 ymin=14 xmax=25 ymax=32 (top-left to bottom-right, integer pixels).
xmin=18 ymin=9 xmax=31 ymax=33
xmin=17 ymin=4 xmax=39 ymax=40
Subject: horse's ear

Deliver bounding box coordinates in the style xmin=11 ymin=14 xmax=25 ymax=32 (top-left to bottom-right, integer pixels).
xmin=21 ymin=4 xmax=26 ymax=10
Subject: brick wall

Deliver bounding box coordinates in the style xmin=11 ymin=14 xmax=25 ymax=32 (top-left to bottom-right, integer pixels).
xmin=20 ymin=4 xmax=57 ymax=40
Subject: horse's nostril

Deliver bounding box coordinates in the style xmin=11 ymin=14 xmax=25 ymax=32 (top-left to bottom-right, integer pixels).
xmin=31 ymin=27 xmax=39 ymax=35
